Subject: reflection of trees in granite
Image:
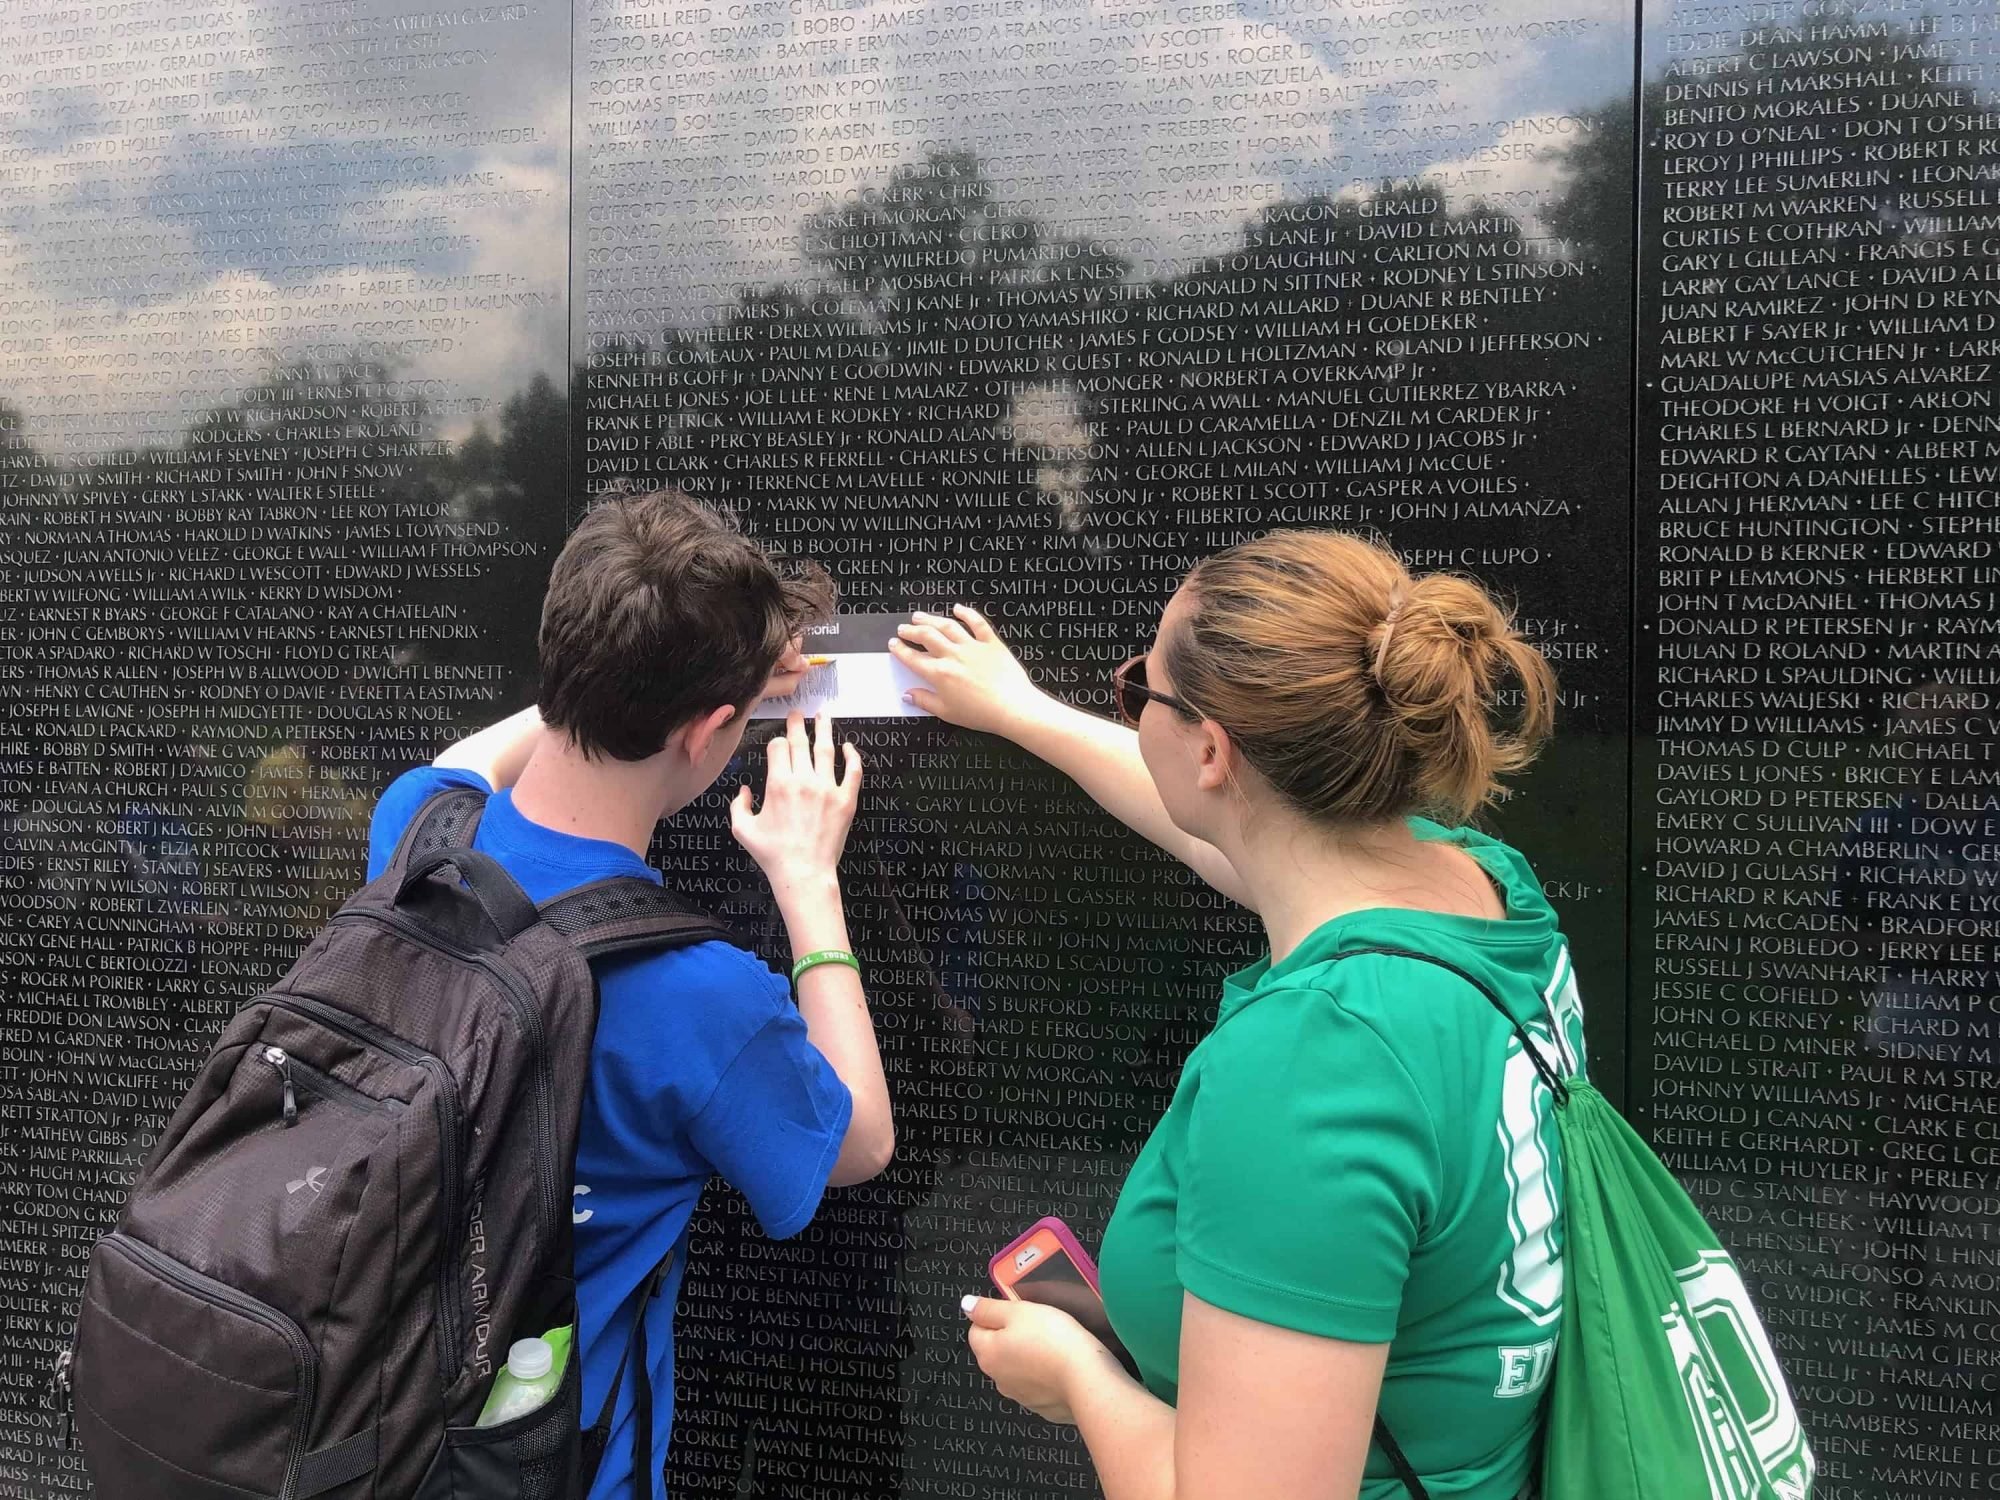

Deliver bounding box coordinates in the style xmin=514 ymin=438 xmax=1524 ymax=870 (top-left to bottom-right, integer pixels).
xmin=0 ymin=356 xmax=568 ymax=1495
xmin=0 ymin=352 xmax=565 ymax=992
xmin=578 ymin=152 xmax=1127 ymax=610
xmin=575 ymin=147 xmax=1647 ymax=748
xmin=4 ymin=359 xmax=559 ymax=742
xmin=445 ymin=370 xmax=565 ymax=699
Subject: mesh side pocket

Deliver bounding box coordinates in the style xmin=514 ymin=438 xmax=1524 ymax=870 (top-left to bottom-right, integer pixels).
xmin=515 ymin=1385 xmax=575 ymax=1500
xmin=414 ymin=1351 xmax=581 ymax=1500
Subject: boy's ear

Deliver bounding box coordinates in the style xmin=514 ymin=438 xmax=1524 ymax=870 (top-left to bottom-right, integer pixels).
xmin=679 ymin=703 xmax=741 ymax=765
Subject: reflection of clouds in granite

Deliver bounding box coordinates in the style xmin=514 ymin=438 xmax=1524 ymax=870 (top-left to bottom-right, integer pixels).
xmin=1406 ymin=109 xmax=1606 ymax=238
xmin=1006 ymin=383 xmax=1096 ymax=533
xmin=0 ymin=0 xmax=568 ymax=454
xmin=583 ymin=0 xmax=1326 ymax=288
xmin=579 ymin=0 xmax=1631 ymax=335
xmin=1285 ymin=0 xmax=1627 ymax=171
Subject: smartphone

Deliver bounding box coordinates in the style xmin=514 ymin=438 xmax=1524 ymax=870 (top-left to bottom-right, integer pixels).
xmin=990 ymin=1218 xmax=1140 ymax=1379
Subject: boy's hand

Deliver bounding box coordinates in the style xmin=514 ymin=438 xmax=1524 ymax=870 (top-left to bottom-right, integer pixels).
xmin=759 ymin=636 xmax=811 ymax=702
xmin=731 ymin=711 xmax=862 ymax=904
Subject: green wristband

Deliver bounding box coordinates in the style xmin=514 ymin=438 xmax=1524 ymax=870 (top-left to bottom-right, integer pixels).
xmin=791 ymin=949 xmax=860 ymax=984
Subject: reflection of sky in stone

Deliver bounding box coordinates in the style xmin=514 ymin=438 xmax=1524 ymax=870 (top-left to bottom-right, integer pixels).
xmin=141 ymin=143 xmax=485 ymax=282
xmin=0 ymin=0 xmax=568 ymax=455
xmin=0 ymin=0 xmax=1652 ymax=454
xmin=1275 ymin=5 xmax=1624 ymax=187
xmin=572 ymin=0 xmax=1631 ymax=344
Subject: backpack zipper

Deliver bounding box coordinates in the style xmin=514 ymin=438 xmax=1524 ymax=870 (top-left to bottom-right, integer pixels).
xmin=105 ymin=1232 xmax=318 ymax=1498
xmin=46 ymin=1348 xmax=72 ymax=1449
xmin=263 ymin=1046 xmax=298 ymax=1126
xmin=259 ymin=1045 xmax=400 ymax=1124
xmin=327 ymin=906 xmax=562 ymax=1244
xmin=263 ymin=993 xmax=468 ymax=1381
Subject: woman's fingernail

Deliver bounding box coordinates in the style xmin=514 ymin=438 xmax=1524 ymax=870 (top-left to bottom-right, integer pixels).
xmin=960 ymin=1293 xmax=979 ymax=1316
xmin=903 ymin=692 xmax=916 ymax=704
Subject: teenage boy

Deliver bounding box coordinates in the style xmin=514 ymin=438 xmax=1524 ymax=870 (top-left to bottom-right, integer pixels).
xmin=365 ymin=489 xmax=894 ymax=1499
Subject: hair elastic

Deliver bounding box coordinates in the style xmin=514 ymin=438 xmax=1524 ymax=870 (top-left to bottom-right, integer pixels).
xmin=1370 ymin=592 xmax=1406 ymax=683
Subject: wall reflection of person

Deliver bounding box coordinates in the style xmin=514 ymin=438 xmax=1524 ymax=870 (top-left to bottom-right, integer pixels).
xmin=1837 ymin=680 xmax=2000 ymax=1375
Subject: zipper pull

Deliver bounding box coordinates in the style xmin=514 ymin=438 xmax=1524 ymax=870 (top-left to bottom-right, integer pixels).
xmin=262 ymin=1046 xmax=298 ymax=1126
xmin=49 ymin=1348 xmax=73 ymax=1448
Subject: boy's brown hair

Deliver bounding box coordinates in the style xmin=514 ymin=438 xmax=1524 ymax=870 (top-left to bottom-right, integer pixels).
xmin=537 ymin=489 xmax=834 ymax=760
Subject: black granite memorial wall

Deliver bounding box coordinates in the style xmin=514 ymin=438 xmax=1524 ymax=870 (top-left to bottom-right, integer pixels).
xmin=0 ymin=0 xmax=1991 ymax=1496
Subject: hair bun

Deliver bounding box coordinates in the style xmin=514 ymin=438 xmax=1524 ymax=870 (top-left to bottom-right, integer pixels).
xmin=1169 ymin=533 xmax=1555 ymax=826
xmin=1375 ymin=573 xmax=1504 ymax=704
xmin=1376 ymin=572 xmax=1551 ymax=816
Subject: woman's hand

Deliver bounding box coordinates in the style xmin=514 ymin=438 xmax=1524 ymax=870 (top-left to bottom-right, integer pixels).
xmin=730 ymin=711 xmax=862 ymax=909
xmin=963 ymin=1295 xmax=1126 ymax=1426
xmin=890 ymin=607 xmax=1049 ymax=737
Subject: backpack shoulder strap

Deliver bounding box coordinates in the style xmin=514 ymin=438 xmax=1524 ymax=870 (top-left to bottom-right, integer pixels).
xmin=387 ymin=785 xmax=489 ymax=876
xmin=1334 ymin=943 xmax=1570 ymax=1104
xmin=1342 ymin=943 xmax=1567 ymax=1500
xmin=548 ymin=882 xmax=731 ymax=1492
xmin=579 ymin=1247 xmax=677 ymax=1494
xmin=540 ymin=875 xmax=740 ymax=961
xmin=1371 ymin=1415 xmax=1430 ymax=1500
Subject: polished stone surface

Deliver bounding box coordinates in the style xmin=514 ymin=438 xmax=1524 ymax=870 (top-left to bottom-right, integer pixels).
xmin=0 ymin=0 xmax=1993 ymax=1495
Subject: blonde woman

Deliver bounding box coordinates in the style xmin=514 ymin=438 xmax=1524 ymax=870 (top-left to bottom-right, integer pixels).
xmin=891 ymin=531 xmax=1583 ymax=1500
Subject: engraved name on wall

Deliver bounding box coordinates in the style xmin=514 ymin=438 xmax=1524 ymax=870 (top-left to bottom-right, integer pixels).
xmin=1636 ymin=5 xmax=2000 ymax=1494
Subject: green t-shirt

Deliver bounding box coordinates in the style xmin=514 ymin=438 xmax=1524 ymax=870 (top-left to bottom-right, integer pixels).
xmin=1098 ymin=820 xmax=1588 ymax=1500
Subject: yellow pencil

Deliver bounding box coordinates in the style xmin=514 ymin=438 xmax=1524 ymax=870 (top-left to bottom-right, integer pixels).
xmin=803 ymin=655 xmax=835 ymax=667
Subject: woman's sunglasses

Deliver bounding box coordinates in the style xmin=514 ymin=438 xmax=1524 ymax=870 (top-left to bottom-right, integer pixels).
xmin=1113 ymin=655 xmax=1200 ymax=727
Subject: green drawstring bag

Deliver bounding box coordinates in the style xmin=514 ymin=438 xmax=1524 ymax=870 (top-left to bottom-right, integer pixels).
xmin=1355 ymin=948 xmax=1814 ymax=1500
xmin=1541 ymin=1078 xmax=1814 ymax=1500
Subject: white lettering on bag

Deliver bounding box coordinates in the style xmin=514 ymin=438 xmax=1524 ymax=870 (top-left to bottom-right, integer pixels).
xmin=1662 ymin=1250 xmax=1815 ymax=1500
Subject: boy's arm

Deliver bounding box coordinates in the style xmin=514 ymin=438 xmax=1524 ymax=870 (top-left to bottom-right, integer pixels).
xmin=732 ymin=712 xmax=894 ymax=1185
xmin=433 ymin=705 xmax=546 ymax=790
xmin=777 ymin=874 xmax=893 ymax=1186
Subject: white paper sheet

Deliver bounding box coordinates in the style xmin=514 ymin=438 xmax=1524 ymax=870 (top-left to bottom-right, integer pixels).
xmin=750 ymin=652 xmax=932 ymax=720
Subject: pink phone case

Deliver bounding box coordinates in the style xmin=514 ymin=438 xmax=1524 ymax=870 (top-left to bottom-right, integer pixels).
xmin=990 ymin=1216 xmax=1101 ymax=1296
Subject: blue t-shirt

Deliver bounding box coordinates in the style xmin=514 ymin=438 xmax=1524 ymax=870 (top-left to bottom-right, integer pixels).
xmin=367 ymin=767 xmax=853 ymax=1500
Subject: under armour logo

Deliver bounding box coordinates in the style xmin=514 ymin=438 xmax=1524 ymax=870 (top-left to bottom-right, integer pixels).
xmin=287 ymin=1167 xmax=327 ymax=1196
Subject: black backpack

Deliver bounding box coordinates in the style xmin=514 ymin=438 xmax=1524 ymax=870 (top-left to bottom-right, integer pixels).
xmin=64 ymin=788 xmax=732 ymax=1499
